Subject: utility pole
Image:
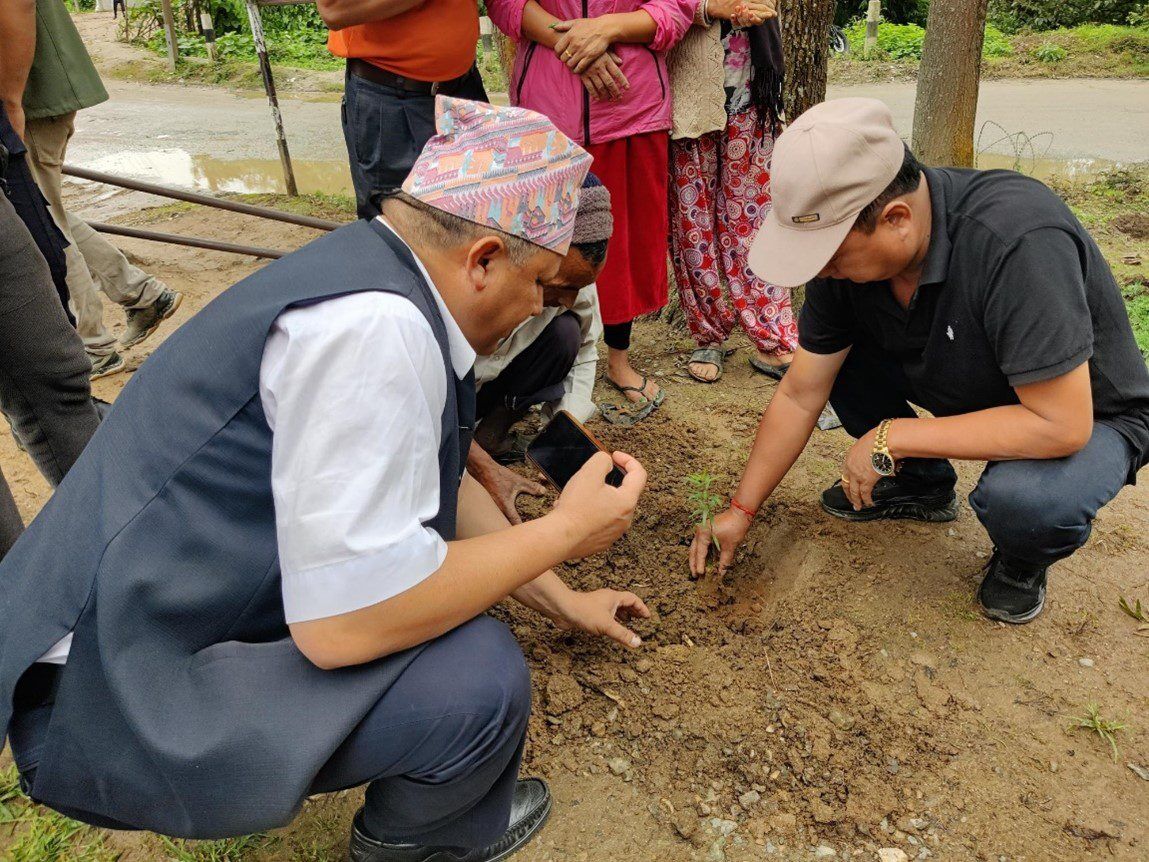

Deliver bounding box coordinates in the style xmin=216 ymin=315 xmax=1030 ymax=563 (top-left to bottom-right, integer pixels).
xmin=245 ymin=0 xmax=299 ymax=196
xmin=864 ymin=1 xmax=881 ymax=59
xmin=160 ymin=0 xmax=179 ymax=71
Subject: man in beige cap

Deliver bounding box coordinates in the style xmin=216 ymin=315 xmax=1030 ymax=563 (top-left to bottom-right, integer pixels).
xmin=689 ymin=97 xmax=1149 ymax=625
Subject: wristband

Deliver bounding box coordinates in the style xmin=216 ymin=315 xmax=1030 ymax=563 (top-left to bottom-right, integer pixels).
xmin=730 ymin=498 xmax=757 ymax=521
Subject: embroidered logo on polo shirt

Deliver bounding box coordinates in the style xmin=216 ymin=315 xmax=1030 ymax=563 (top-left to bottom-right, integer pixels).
xmin=792 ymin=213 xmax=821 ymax=224
xmin=947 ymin=325 xmax=955 ymax=341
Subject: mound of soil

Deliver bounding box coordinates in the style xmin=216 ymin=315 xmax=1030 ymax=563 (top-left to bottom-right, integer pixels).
xmin=1111 ymin=212 xmax=1149 ymax=240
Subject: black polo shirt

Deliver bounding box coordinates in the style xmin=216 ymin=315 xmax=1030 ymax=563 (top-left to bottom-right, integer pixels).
xmin=799 ymin=167 xmax=1149 ymax=475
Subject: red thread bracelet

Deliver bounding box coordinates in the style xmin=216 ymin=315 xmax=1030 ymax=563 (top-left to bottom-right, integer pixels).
xmin=730 ymin=498 xmax=757 ymax=521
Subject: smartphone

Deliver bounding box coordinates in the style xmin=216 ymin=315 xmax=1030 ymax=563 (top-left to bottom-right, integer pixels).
xmin=526 ymin=410 xmax=625 ymax=490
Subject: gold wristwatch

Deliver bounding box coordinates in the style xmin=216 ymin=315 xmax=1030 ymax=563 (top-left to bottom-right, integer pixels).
xmin=871 ymin=419 xmax=897 ymax=476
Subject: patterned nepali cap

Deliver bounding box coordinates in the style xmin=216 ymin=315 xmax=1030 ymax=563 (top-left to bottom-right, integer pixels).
xmin=403 ymin=97 xmax=593 ymax=256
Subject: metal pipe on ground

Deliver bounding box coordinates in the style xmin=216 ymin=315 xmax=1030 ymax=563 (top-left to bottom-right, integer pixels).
xmin=88 ymin=222 xmax=287 ymax=259
xmin=61 ymin=165 xmax=343 ymax=231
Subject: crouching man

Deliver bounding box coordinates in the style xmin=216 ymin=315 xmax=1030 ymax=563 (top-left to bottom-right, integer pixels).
xmin=468 ymin=172 xmax=610 ymax=523
xmin=690 ymin=98 xmax=1149 ymax=624
xmin=0 ymin=98 xmax=650 ymax=862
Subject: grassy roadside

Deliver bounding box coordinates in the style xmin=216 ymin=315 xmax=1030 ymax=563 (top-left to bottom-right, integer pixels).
xmin=829 ymin=23 xmax=1149 ymax=85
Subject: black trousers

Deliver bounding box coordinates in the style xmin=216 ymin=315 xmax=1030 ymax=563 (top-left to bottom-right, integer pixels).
xmin=829 ymin=343 xmax=1138 ymax=567
xmin=341 ymin=66 xmax=488 ymax=220
xmin=0 ymin=192 xmax=99 ymax=557
xmin=476 ymin=312 xmax=581 ymax=420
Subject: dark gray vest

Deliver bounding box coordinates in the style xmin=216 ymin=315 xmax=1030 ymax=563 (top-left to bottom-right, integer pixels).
xmin=0 ymin=220 xmax=475 ymax=838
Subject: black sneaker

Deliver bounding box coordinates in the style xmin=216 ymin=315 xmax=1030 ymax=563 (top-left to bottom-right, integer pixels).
xmin=977 ymin=550 xmax=1047 ymax=624
xmin=348 ymin=778 xmax=552 ymax=862
xmin=121 ymin=288 xmax=183 ymax=349
xmin=89 ymin=350 xmax=126 ymax=380
xmin=820 ymin=475 xmax=959 ymax=523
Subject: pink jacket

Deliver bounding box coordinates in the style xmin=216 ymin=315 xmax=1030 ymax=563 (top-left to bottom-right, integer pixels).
xmin=487 ymin=0 xmax=696 ymax=147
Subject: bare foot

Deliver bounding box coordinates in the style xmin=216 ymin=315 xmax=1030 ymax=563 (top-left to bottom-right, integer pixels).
xmin=689 ymin=345 xmax=724 ymax=382
xmin=607 ymin=351 xmax=663 ymax=404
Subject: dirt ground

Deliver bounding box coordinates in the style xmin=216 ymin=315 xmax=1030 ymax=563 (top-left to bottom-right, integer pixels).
xmin=1 ymin=185 xmax=1147 ymax=862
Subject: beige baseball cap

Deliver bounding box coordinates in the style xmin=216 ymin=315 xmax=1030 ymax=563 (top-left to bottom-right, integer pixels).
xmin=749 ymin=98 xmax=907 ymax=287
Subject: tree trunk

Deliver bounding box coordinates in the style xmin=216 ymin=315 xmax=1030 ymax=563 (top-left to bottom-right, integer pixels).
xmin=912 ymin=0 xmax=988 ymax=167
xmin=780 ymin=0 xmax=836 ymax=121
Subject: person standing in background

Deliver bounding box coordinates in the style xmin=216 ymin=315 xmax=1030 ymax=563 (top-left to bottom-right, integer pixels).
xmin=488 ymin=0 xmax=694 ymax=420
xmin=11 ymin=0 xmax=183 ymax=380
xmin=668 ymin=0 xmax=797 ymax=384
xmin=319 ymin=0 xmax=489 ymax=218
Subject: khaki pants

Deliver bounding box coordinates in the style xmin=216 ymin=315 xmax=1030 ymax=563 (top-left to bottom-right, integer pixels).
xmin=24 ymin=112 xmax=164 ymax=357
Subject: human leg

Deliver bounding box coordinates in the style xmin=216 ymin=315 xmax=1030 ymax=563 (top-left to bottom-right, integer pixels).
xmin=474 ymin=312 xmax=581 ymax=453
xmin=589 ymin=135 xmax=668 ymax=406
xmin=820 ymin=343 xmax=959 ymax=521
xmin=669 ymin=134 xmax=733 ymax=383
xmin=23 ymin=113 xmax=118 ymax=360
xmin=312 ymin=615 xmax=536 ymax=851
xmin=717 ymin=112 xmax=797 ymax=366
xmin=0 ymin=192 xmax=99 ymax=488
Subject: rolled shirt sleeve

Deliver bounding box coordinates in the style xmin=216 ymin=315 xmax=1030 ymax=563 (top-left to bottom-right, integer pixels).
xmin=642 ymin=0 xmax=698 ymax=53
xmin=551 ymin=284 xmax=603 ymax=423
xmin=486 ymin=0 xmax=530 ymax=40
xmin=259 ymin=293 xmax=450 ymax=624
xmin=982 ymin=228 xmax=1094 ymax=388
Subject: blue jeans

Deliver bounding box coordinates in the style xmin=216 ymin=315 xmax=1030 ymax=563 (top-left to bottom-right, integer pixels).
xmin=341 ymin=66 xmax=488 ymax=219
xmin=11 ymin=616 xmax=531 ymax=849
xmin=830 ymin=343 xmax=1139 ymax=568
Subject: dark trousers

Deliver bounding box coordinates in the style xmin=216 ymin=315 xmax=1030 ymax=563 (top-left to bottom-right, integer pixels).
xmin=2 ymin=151 xmax=72 ymax=321
xmin=830 ymin=344 xmax=1138 ymax=568
xmin=341 ymin=66 xmax=488 ymax=220
xmin=0 ymin=192 xmax=99 ymax=557
xmin=476 ymin=312 xmax=581 ymax=420
xmin=12 ymin=616 xmax=530 ymax=849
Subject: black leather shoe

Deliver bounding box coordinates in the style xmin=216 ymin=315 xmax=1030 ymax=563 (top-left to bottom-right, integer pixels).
xmin=821 ymin=475 xmax=959 ymax=523
xmin=977 ymin=550 xmax=1048 ymax=624
xmin=348 ymin=778 xmax=552 ymax=862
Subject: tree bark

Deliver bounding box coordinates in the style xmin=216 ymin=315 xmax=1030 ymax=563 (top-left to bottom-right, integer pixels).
xmin=780 ymin=0 xmax=836 ymax=121
xmin=912 ymin=0 xmax=989 ymax=167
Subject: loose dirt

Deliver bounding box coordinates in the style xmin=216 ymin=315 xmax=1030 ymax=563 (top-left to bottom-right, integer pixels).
xmin=1 ymin=189 xmax=1147 ymax=862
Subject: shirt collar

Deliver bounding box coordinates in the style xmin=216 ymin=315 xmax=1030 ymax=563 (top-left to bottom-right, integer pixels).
xmin=918 ymin=168 xmax=953 ymax=287
xmin=376 ymin=216 xmax=476 ymax=379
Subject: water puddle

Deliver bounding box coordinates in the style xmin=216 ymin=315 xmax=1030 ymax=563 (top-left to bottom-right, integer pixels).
xmin=77 ymin=149 xmax=354 ymax=197
xmin=75 ymin=147 xmax=1123 ymax=201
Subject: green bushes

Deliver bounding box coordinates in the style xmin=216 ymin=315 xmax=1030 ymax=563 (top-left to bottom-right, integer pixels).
xmin=1033 ymin=41 xmax=1067 ymax=62
xmin=843 ymin=21 xmax=1014 ymax=60
xmin=987 ymin=0 xmax=1147 ymax=32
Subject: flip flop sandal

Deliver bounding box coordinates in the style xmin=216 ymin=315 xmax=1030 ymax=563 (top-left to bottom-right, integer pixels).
xmin=598 ymin=398 xmax=657 ymax=427
xmin=607 ymin=374 xmax=667 ymax=409
xmin=687 ymin=347 xmax=730 ymax=383
xmin=748 ymin=354 xmax=791 ymax=381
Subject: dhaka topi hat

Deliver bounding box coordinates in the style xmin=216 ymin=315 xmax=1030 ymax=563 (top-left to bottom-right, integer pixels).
xmin=571 ymin=172 xmax=613 ymax=246
xmin=403 ymin=97 xmax=593 ymax=256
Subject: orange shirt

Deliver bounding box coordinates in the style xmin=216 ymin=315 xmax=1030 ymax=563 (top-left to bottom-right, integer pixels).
xmin=327 ymin=0 xmax=479 ymax=83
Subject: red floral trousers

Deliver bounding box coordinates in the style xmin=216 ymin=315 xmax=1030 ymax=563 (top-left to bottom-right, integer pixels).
xmin=669 ymin=111 xmax=798 ymax=356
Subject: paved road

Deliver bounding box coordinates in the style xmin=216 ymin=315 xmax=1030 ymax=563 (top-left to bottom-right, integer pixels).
xmin=69 ymin=77 xmax=1147 ymax=196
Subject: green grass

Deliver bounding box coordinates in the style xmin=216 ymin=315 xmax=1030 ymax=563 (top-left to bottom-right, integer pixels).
xmin=1067 ymin=703 xmax=1128 ymax=760
xmin=0 ymin=765 xmax=120 ymax=862
xmin=831 ymin=21 xmax=1149 ymax=82
xmin=157 ymin=833 xmax=275 ymax=862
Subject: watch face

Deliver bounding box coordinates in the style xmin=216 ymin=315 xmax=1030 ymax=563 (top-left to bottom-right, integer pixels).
xmin=872 ymin=452 xmax=896 ymax=476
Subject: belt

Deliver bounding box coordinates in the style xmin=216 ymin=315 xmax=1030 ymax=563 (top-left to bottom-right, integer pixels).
xmin=14 ymin=663 xmax=63 ymax=711
xmin=347 ymin=58 xmax=472 ymax=96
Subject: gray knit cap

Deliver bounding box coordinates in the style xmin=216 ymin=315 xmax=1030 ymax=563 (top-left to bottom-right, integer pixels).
xmin=571 ymin=173 xmax=613 ymax=245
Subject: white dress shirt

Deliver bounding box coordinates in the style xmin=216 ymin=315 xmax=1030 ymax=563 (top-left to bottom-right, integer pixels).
xmin=38 ymin=219 xmax=473 ymax=662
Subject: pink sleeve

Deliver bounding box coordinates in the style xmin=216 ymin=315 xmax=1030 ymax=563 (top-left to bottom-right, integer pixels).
xmin=642 ymin=0 xmax=698 ymax=53
xmin=487 ymin=0 xmax=530 ymax=39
